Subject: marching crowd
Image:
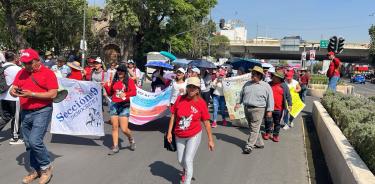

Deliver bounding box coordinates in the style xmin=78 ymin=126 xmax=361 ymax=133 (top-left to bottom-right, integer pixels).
xmin=0 ymin=48 xmax=317 ymax=184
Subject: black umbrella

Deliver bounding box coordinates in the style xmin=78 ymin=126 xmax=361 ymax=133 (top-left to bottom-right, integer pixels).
xmin=230 ymin=58 xmax=262 ymax=71
xmin=188 ymin=59 xmax=216 ymax=69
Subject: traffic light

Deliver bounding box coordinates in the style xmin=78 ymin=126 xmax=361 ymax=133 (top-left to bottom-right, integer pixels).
xmin=219 ymin=19 xmax=225 ymax=29
xmin=337 ymin=37 xmax=345 ymax=53
xmin=328 ymin=36 xmax=337 ymax=53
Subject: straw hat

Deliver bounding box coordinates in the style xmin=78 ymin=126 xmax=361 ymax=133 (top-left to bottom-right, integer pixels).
xmin=250 ymin=66 xmax=264 ymax=75
xmin=272 ymin=71 xmax=285 ymax=79
xmin=67 ymin=61 xmax=83 ymax=71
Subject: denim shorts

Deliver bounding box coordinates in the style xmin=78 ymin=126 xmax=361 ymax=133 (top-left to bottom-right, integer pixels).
xmin=109 ymin=102 xmax=130 ymax=117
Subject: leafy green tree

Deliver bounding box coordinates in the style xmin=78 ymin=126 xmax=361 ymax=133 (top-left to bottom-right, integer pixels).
xmin=369 ymin=25 xmax=375 ymax=64
xmin=107 ymin=0 xmax=217 ymax=63
xmin=210 ymin=35 xmax=230 ymax=58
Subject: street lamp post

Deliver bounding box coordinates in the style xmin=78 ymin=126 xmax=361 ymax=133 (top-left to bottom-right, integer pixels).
xmin=81 ymin=2 xmax=87 ymax=68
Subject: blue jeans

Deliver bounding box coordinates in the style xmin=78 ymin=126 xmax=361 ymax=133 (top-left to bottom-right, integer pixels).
xmin=328 ymin=76 xmax=340 ymax=92
xmin=21 ymin=106 xmax=53 ymax=171
xmin=299 ymin=85 xmax=308 ymax=102
xmin=283 ymin=109 xmax=294 ymax=126
xmin=213 ymin=95 xmax=226 ymax=122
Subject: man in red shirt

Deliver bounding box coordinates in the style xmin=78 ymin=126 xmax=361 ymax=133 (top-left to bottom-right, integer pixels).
xmin=299 ymin=68 xmax=310 ymax=102
xmin=10 ymin=48 xmax=58 ymax=184
xmin=326 ymin=51 xmax=341 ymax=92
xmin=263 ymin=71 xmax=292 ymax=142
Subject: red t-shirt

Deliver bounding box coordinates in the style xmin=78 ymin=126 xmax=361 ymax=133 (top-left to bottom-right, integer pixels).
xmin=13 ymin=65 xmax=58 ymax=110
xmin=68 ymin=69 xmax=84 ymax=80
xmin=270 ymin=82 xmax=284 ymax=111
xmin=84 ymin=67 xmax=93 ymax=81
xmin=300 ymin=74 xmax=310 ymax=85
xmin=327 ymin=58 xmax=341 ymax=78
xmin=171 ymin=96 xmax=210 ymax=138
xmin=104 ymin=79 xmax=137 ymax=103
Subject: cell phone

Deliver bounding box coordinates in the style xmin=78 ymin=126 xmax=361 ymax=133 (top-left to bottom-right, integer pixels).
xmin=15 ymin=88 xmax=23 ymax=94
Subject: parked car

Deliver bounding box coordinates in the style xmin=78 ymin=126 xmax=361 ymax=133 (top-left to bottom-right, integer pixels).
xmin=350 ymin=74 xmax=366 ymax=84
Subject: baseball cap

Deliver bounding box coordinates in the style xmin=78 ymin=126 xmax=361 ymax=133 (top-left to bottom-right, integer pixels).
xmin=94 ymin=57 xmax=102 ymax=63
xmin=191 ymin=67 xmax=200 ymax=74
xmin=187 ymin=77 xmax=201 ymax=88
xmin=128 ymin=59 xmax=135 ymax=64
xmin=176 ymin=67 xmax=186 ymax=74
xmin=286 ymin=72 xmax=293 ymax=80
xmin=327 ymin=51 xmax=335 ymax=56
xmin=20 ymin=48 xmax=39 ymax=63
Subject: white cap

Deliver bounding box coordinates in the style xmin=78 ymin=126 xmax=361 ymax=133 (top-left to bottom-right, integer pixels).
xmin=128 ymin=59 xmax=135 ymax=64
xmin=176 ymin=67 xmax=186 ymax=74
xmin=268 ymin=67 xmax=276 ymax=73
xmin=191 ymin=67 xmax=200 ymax=74
xmin=94 ymin=57 xmax=102 ymax=63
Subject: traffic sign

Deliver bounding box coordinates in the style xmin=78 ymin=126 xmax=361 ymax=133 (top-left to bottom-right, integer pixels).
xmin=309 ymin=50 xmax=316 ymax=60
xmin=320 ymin=40 xmax=329 ymax=49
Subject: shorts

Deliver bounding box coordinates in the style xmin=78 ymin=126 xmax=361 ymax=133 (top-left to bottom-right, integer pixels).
xmin=109 ymin=102 xmax=130 ymax=117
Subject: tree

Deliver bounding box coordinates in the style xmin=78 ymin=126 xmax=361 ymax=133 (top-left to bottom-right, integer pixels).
xmin=107 ymin=0 xmax=217 ymax=64
xmin=211 ymin=35 xmax=230 ymax=58
xmin=0 ymin=0 xmax=95 ymax=54
xmin=369 ymin=25 xmax=375 ymax=64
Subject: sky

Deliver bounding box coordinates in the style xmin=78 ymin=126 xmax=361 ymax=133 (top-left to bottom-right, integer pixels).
xmin=89 ymin=0 xmax=374 ymax=43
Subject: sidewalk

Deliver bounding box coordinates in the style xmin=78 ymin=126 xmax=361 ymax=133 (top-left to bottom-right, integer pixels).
xmin=0 ymin=105 xmax=310 ymax=184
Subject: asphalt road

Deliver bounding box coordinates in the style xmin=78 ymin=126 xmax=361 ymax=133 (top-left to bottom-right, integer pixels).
xmin=0 ymin=83 xmax=310 ymax=184
xmin=343 ymin=79 xmax=375 ymax=97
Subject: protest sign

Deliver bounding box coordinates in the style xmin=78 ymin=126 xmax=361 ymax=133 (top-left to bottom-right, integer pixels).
xmin=129 ymin=86 xmax=171 ymax=125
xmin=289 ymin=89 xmax=305 ymax=118
xmin=51 ymin=78 xmax=104 ymax=136
xmin=223 ymin=74 xmax=251 ymax=127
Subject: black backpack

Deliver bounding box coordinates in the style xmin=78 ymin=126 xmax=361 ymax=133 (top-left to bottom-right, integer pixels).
xmin=0 ymin=63 xmax=14 ymax=94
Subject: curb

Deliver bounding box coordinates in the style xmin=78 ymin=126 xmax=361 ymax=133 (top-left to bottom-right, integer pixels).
xmin=301 ymin=115 xmax=312 ymax=184
xmin=312 ymin=101 xmax=375 ymax=184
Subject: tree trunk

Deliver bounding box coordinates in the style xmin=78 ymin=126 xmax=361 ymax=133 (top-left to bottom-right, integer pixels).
xmin=2 ymin=0 xmax=29 ymax=49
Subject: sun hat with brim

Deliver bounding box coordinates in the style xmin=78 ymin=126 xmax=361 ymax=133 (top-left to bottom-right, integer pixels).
xmin=20 ymin=48 xmax=40 ymax=63
xmin=186 ymin=77 xmax=201 ymax=88
xmin=45 ymin=51 xmax=52 ymax=56
xmin=272 ymin=71 xmax=284 ymax=79
xmin=176 ymin=67 xmax=186 ymax=74
xmin=250 ymin=66 xmax=264 ymax=75
xmin=67 ymin=61 xmax=83 ymax=71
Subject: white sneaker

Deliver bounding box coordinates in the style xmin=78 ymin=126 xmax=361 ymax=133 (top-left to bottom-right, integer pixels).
xmin=9 ymin=138 xmax=24 ymax=145
xmin=290 ymin=122 xmax=295 ymax=128
xmin=283 ymin=125 xmax=290 ymax=130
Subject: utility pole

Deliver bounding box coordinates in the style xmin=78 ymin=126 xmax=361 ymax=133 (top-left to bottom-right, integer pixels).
xmin=208 ymin=1 xmax=212 ymax=57
xmin=81 ymin=2 xmax=87 ymax=68
xmin=255 ymin=23 xmax=259 ymax=44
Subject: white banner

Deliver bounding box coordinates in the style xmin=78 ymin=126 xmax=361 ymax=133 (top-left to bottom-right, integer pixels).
xmin=51 ymin=78 xmax=104 ymax=136
xmin=223 ymin=74 xmax=251 ymax=128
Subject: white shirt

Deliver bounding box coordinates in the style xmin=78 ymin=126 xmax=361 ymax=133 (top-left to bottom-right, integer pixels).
xmin=0 ymin=62 xmax=21 ymax=101
xmin=287 ymin=79 xmax=299 ymax=90
xmin=212 ymin=78 xmax=224 ymax=96
xmin=170 ymin=80 xmax=187 ymax=104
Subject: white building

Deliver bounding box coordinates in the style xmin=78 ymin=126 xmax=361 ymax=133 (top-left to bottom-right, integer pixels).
xmin=219 ymin=26 xmax=247 ymax=41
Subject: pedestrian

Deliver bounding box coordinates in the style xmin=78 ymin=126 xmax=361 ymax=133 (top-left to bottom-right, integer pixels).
xmin=201 ymin=69 xmax=212 ymax=105
xmin=190 ymin=67 xmax=207 ymax=92
xmin=299 ymin=68 xmax=310 ymax=102
xmin=235 ymin=66 xmax=274 ymax=154
xmin=167 ymin=77 xmax=214 ymax=184
xmin=211 ymin=69 xmax=227 ymax=127
xmin=127 ymin=59 xmax=142 ymax=87
xmin=148 ymin=68 xmax=169 ymax=92
xmin=0 ymin=51 xmax=23 ymax=145
xmin=51 ymin=56 xmax=71 ymax=78
xmin=84 ymin=58 xmax=95 ymax=81
xmin=326 ymin=51 xmax=341 ymax=92
xmin=104 ymin=64 xmax=137 ymax=155
xmin=10 ymin=48 xmax=57 ymax=184
xmin=283 ymin=72 xmax=301 ymax=130
xmin=170 ymin=68 xmax=187 ymax=105
xmin=42 ymin=51 xmax=56 ymax=69
xmin=90 ymin=57 xmax=106 ymax=84
xmin=106 ymin=61 xmax=117 ymax=84
xmin=263 ymin=71 xmax=292 ymax=142
xmin=67 ymin=61 xmax=85 ymax=80
xmin=237 ymin=66 xmax=246 ymax=76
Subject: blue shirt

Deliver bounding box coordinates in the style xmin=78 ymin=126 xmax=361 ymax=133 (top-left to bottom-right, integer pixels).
xmin=51 ymin=64 xmax=71 ymax=78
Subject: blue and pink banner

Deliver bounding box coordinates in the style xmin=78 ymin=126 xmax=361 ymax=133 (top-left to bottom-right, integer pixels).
xmin=129 ymin=87 xmax=172 ymax=125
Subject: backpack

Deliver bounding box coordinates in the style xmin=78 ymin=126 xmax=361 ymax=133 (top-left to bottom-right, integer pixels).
xmin=0 ymin=64 xmax=14 ymax=94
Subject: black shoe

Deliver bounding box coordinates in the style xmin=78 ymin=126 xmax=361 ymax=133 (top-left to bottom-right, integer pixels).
xmin=242 ymin=148 xmax=252 ymax=154
xmin=255 ymin=145 xmax=264 ymax=149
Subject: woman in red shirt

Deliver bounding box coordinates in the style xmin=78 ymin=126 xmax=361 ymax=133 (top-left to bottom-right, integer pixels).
xmin=67 ymin=61 xmax=84 ymax=80
xmin=104 ymin=64 xmax=137 ymax=155
xmin=167 ymin=77 xmax=215 ymax=184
